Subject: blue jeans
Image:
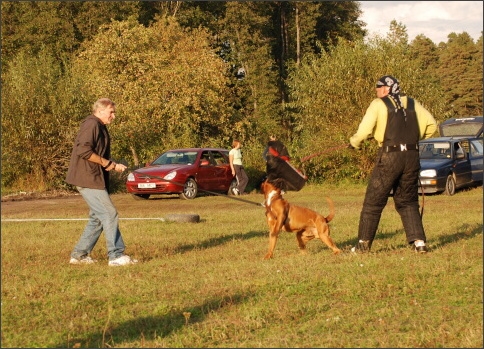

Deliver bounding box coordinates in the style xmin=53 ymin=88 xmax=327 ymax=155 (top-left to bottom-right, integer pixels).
xmin=71 ymin=187 xmax=125 ymax=261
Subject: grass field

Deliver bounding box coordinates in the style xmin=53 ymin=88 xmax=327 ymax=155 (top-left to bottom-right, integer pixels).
xmin=1 ymin=183 xmax=482 ymax=348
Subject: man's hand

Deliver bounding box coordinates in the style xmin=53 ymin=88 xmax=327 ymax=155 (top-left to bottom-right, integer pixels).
xmin=104 ymin=162 xmax=126 ymax=172
xmin=113 ymin=163 xmax=127 ymax=172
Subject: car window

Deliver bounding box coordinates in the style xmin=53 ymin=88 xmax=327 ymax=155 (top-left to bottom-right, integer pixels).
xmin=455 ymin=142 xmax=465 ymax=157
xmin=440 ymin=117 xmax=483 ymax=137
xmin=419 ymin=142 xmax=450 ymax=159
xmin=174 ymin=152 xmax=197 ymax=164
xmin=151 ymin=152 xmax=175 ymax=165
xmin=470 ymin=139 xmax=483 ymax=156
xmin=151 ymin=151 xmax=197 ymax=165
xmin=212 ymin=151 xmax=227 ymax=165
xmin=185 ymin=152 xmax=197 ymax=164
xmin=201 ymin=151 xmax=213 ymax=165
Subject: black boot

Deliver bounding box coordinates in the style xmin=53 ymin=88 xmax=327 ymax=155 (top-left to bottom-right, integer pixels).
xmin=351 ymin=240 xmax=372 ymax=253
xmin=414 ymin=245 xmax=428 ymax=253
xmin=351 ymin=216 xmax=380 ymax=253
xmin=398 ymin=206 xmax=428 ymax=251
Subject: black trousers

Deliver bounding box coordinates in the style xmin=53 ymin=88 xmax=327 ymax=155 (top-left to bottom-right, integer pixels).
xmin=358 ymin=148 xmax=426 ymax=244
xmin=233 ymin=164 xmax=249 ymax=193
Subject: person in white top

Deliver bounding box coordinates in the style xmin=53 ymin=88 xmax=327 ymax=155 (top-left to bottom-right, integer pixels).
xmin=229 ymin=139 xmax=249 ymax=195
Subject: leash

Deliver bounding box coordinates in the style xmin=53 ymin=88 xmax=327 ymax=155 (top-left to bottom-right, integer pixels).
xmin=300 ymin=144 xmax=349 ymax=162
xmin=132 ymin=171 xmax=263 ymax=207
xmin=419 ymin=178 xmax=425 ymax=218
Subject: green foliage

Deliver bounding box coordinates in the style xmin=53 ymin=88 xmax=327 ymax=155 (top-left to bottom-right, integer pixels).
xmin=408 ymin=34 xmax=440 ymax=74
xmin=0 ymin=1 xmax=141 ymax=71
xmin=438 ymin=32 xmax=483 ymax=116
xmin=220 ymin=2 xmax=282 ymax=140
xmin=1 ymin=48 xmax=87 ymax=189
xmin=73 ymin=17 xmax=233 ymax=167
xmin=387 ymin=19 xmax=409 ymax=45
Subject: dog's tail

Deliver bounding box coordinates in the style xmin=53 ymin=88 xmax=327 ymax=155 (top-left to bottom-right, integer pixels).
xmin=325 ymin=197 xmax=335 ymax=223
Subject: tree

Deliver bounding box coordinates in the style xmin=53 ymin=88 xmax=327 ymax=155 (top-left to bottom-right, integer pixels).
xmin=387 ymin=19 xmax=409 ymax=45
xmin=218 ymin=2 xmax=282 ymax=141
xmin=1 ymin=48 xmax=87 ymax=189
xmin=409 ymin=34 xmax=440 ymax=73
xmin=438 ymin=32 xmax=482 ymax=116
xmin=72 ymin=17 xmax=233 ymax=167
xmin=0 ymin=1 xmax=141 ymax=71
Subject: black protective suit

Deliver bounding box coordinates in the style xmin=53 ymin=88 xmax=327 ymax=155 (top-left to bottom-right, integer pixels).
xmin=358 ymin=96 xmax=426 ymax=246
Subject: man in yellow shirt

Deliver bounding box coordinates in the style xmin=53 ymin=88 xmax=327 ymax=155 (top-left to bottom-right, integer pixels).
xmin=349 ymin=75 xmax=437 ymax=253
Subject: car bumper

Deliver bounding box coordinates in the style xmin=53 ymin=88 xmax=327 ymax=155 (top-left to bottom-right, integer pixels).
xmin=418 ymin=177 xmax=446 ymax=194
xmin=126 ymin=181 xmax=184 ymax=195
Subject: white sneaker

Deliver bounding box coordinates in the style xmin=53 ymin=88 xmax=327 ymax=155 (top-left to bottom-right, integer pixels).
xmin=232 ymin=188 xmax=240 ymax=196
xmin=70 ymin=256 xmax=97 ymax=265
xmin=108 ymin=255 xmax=138 ymax=267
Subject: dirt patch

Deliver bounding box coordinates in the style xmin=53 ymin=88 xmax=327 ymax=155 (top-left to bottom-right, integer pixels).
xmin=1 ymin=190 xmax=77 ymax=202
xmin=0 ymin=191 xmax=212 ymax=218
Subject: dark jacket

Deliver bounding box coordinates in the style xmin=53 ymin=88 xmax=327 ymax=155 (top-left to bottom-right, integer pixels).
xmin=267 ymin=140 xmax=290 ymax=160
xmin=66 ymin=115 xmax=111 ymax=190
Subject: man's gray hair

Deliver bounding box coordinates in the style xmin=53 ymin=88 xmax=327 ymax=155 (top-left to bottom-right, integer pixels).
xmin=92 ymin=98 xmax=115 ymax=113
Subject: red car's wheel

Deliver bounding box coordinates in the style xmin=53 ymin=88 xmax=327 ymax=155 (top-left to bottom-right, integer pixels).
xmin=179 ymin=178 xmax=198 ymax=200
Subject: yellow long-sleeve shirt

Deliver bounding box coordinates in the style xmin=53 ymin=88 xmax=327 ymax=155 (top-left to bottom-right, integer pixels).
xmin=349 ymin=96 xmax=437 ymax=149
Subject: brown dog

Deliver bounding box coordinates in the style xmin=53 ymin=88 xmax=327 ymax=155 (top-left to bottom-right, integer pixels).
xmin=261 ymin=179 xmax=341 ymax=259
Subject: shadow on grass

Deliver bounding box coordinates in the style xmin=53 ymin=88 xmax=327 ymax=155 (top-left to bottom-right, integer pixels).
xmin=338 ymin=229 xmax=403 ymax=251
xmin=431 ymin=222 xmax=482 ymax=249
xmin=58 ymin=291 xmax=255 ymax=348
xmin=172 ymin=230 xmax=266 ymax=255
xmin=338 ymin=222 xmax=482 ymax=253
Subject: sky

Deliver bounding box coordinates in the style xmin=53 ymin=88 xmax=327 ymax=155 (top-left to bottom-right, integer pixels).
xmin=359 ymin=1 xmax=483 ymax=44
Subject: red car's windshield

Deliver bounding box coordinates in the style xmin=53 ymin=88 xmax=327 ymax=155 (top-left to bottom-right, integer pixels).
xmin=152 ymin=151 xmax=198 ymax=165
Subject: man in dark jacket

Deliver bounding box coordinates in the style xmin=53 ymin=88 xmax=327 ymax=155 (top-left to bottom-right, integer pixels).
xmin=264 ymin=135 xmax=306 ymax=191
xmin=66 ymin=98 xmax=137 ymax=266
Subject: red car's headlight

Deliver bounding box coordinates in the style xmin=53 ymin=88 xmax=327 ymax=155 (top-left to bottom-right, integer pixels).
xmin=164 ymin=171 xmax=177 ymax=180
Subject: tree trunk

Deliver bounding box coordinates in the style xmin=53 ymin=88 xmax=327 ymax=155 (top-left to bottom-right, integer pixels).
xmin=296 ymin=5 xmax=300 ymax=65
xmin=130 ymin=145 xmax=139 ymax=168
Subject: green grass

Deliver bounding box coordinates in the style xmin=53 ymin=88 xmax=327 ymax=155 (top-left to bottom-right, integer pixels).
xmin=1 ymin=183 xmax=482 ymax=348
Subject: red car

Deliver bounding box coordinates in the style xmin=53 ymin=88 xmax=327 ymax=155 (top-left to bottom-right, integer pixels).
xmin=126 ymin=148 xmax=237 ymax=200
